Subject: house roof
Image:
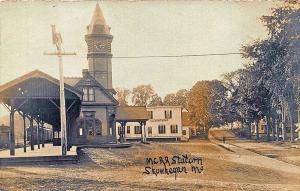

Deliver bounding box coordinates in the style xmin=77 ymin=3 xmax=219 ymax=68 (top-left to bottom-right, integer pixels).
xmin=87 ymin=2 xmax=111 ymax=35
xmin=116 ymin=106 xmax=149 ymax=121
xmin=147 ymin=105 xmax=182 ymax=109
xmin=0 ymin=70 xmax=83 ymax=97
xmin=74 ymin=71 xmax=118 ymax=105
xmin=64 ymin=77 xmax=82 ymax=87
xmin=182 ymin=112 xmax=194 ymax=126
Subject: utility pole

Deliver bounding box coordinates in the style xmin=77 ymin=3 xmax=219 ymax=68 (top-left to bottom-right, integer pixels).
xmin=44 ymin=25 xmax=76 ymax=155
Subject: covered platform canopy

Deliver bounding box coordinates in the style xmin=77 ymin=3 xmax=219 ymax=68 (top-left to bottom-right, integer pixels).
xmin=0 ymin=70 xmax=82 ymax=155
xmin=116 ymin=106 xmax=149 ymax=142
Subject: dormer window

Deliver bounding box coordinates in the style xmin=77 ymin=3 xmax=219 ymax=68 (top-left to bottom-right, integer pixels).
xmin=83 ymin=87 xmax=95 ymax=102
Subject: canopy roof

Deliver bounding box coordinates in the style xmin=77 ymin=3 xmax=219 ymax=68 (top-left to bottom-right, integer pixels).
xmin=0 ymin=70 xmax=82 ymax=127
xmin=116 ymin=106 xmax=149 ymax=122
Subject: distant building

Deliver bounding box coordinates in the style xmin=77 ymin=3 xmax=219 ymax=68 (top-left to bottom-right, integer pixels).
xmin=116 ymin=106 xmax=184 ymax=141
xmin=181 ymin=110 xmax=195 ymax=140
xmin=0 ymin=124 xmax=9 ymax=147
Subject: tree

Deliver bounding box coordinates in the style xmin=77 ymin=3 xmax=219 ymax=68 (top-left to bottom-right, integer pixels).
xmin=242 ymin=1 xmax=300 ymax=142
xmin=163 ymin=89 xmax=189 ymax=108
xmin=187 ymin=80 xmax=228 ymax=129
xmin=209 ymin=80 xmax=229 ymax=127
xmin=115 ymin=88 xmax=131 ymax=106
xmin=188 ymin=81 xmax=211 ymax=128
xmin=163 ymin=93 xmax=177 ymax=106
xmin=175 ymin=89 xmax=189 ymax=109
xmin=131 ymin=85 xmax=155 ymax=106
xmin=148 ymin=94 xmax=163 ymax=106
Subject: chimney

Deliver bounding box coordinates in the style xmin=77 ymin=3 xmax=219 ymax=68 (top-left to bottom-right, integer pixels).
xmin=82 ymin=69 xmax=89 ymax=76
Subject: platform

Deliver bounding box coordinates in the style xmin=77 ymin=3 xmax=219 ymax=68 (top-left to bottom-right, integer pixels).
xmin=0 ymin=144 xmax=78 ymax=166
xmin=78 ymin=142 xmax=132 ymax=149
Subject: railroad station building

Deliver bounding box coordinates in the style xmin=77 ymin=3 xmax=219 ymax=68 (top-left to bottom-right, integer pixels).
xmin=0 ymin=3 xmax=148 ymax=155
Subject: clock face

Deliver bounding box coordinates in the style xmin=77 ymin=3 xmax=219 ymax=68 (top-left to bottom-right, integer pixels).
xmin=95 ymin=42 xmax=105 ymax=51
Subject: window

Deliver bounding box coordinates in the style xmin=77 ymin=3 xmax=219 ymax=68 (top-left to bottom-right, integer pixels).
xmin=164 ymin=110 xmax=172 ymax=119
xmin=83 ymin=87 xmax=95 ymax=102
xmin=83 ymin=88 xmax=88 ymax=101
xmin=89 ymin=88 xmax=95 ymax=101
xmin=158 ymin=125 xmax=166 ymax=134
xmin=171 ymin=125 xmax=178 ymax=133
xmin=182 ymin=130 xmax=186 ymax=135
xmin=148 ymin=111 xmax=153 ymax=119
xmin=148 ymin=127 xmax=152 ymax=134
xmin=134 ymin=126 xmax=142 ymax=134
xmin=127 ymin=126 xmax=130 ymax=134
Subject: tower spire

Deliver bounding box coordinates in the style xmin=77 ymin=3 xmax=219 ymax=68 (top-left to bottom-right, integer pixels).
xmin=87 ymin=2 xmax=110 ymax=34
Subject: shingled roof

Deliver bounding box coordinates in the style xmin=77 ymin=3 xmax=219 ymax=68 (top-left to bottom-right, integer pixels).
xmin=116 ymin=106 xmax=149 ymax=122
xmin=0 ymin=70 xmax=83 ymax=97
xmin=87 ymin=2 xmax=111 ymax=35
xmin=64 ymin=77 xmax=82 ymax=87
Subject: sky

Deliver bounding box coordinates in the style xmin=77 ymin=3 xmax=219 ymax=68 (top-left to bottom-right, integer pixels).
xmin=0 ymin=0 xmax=277 ymax=116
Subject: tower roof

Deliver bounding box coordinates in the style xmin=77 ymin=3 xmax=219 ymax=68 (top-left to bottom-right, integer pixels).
xmin=87 ymin=2 xmax=111 ymax=35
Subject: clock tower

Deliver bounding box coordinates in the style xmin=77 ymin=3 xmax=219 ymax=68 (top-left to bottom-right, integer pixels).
xmin=85 ymin=2 xmax=113 ymax=90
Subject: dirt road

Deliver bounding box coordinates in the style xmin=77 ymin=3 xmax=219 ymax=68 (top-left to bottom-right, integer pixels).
xmin=1 ymin=138 xmax=300 ymax=190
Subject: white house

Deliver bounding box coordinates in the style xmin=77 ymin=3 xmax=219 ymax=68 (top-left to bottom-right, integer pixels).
xmin=116 ymin=106 xmax=184 ymax=141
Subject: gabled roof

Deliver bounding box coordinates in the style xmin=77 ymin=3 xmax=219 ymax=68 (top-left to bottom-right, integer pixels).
xmin=0 ymin=70 xmax=83 ymax=97
xmin=116 ymin=106 xmax=149 ymax=121
xmin=64 ymin=77 xmax=82 ymax=87
xmin=87 ymin=2 xmax=111 ymax=35
xmin=74 ymin=71 xmax=118 ymax=105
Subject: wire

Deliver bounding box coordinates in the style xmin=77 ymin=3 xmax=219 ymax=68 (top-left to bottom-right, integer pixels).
xmin=112 ymin=52 xmax=243 ymax=59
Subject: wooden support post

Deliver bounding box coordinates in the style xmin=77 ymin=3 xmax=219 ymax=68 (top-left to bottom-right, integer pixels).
xmin=112 ymin=117 xmax=116 ymax=137
xmin=37 ymin=120 xmax=40 ymax=149
xmin=120 ymin=121 xmax=126 ymax=143
xmin=143 ymin=122 xmax=147 ymax=143
xmin=30 ymin=117 xmax=34 ymax=150
xmin=52 ymin=130 xmax=55 ymax=145
xmin=9 ymin=99 xmax=15 ymax=156
xmin=23 ymin=114 xmax=26 ymax=152
xmin=41 ymin=122 xmax=45 ymax=148
xmin=66 ymin=116 xmax=70 ymax=151
xmin=119 ymin=122 xmax=123 ymax=143
xmin=122 ymin=123 xmax=126 ymax=143
xmin=139 ymin=121 xmax=146 ymax=143
xmin=140 ymin=121 xmax=143 ymax=142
